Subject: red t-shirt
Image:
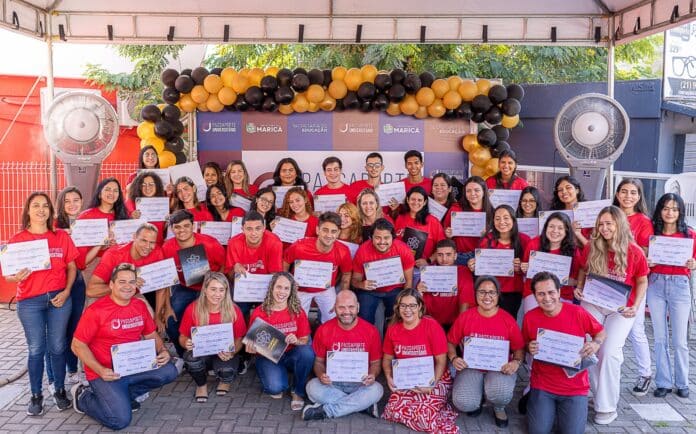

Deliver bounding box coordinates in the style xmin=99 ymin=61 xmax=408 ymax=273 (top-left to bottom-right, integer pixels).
xmin=521 ymin=237 xmax=583 ymax=300
xmin=185 ymin=204 xmax=214 ymax=222
xmin=485 ymin=176 xmax=529 ymax=191
xmin=75 ymin=207 xmax=117 ymax=269
xmin=423 ymin=265 xmax=475 ymax=326
xmin=225 ymin=231 xmax=283 ymax=274
xmin=5 ymin=229 xmax=79 ymax=300
xmin=220 ymin=207 xmax=246 ymax=222
xmin=444 ymin=207 xmax=484 ymax=254
xmin=383 ymin=316 xmax=447 ymax=358
xmin=315 ymin=184 xmax=356 ymax=204
xmin=650 ymin=229 xmax=696 ymax=276
xmin=93 ymin=242 xmax=165 ymax=283
xmin=179 ymin=301 xmax=247 ymax=341
xmin=477 ymin=232 xmax=530 ymax=293
xmin=394 ymin=214 xmax=445 ymax=260
xmin=447 ymin=308 xmax=524 ymax=358
xmin=161 ymin=233 xmax=226 ymax=291
xmin=249 ymin=306 xmax=311 ymax=352
xmin=578 ymin=242 xmax=648 ymax=306
xmin=627 ymin=213 xmax=653 ymax=248
xmin=352 ymin=239 xmax=416 ymax=293
xmin=522 ymin=303 xmax=604 ymax=396
xmin=313 ymin=318 xmax=382 ymax=362
xmin=233 ymin=185 xmax=259 ymax=199
xmin=350 ymin=180 xmax=377 ymax=199
xmin=283 ymin=237 xmax=352 ymax=293
xmin=74 ymin=296 xmax=156 ymax=381
xmin=402 ymin=177 xmax=433 ymax=195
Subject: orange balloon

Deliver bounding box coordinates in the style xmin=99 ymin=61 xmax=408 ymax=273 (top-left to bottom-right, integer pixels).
xmin=220 ymin=68 xmax=237 ymax=87
xmin=448 ymin=75 xmax=463 ymax=91
xmin=278 ymin=104 xmax=294 ymax=115
xmin=416 ymin=87 xmax=435 ymax=106
xmin=360 ymin=64 xmax=378 ymax=83
xmin=427 ymin=99 xmax=446 ymax=118
xmin=265 ymin=66 xmax=279 ymax=77
xmin=190 ymin=85 xmax=209 ymax=104
xmin=458 ymin=80 xmax=477 ymax=101
xmin=470 ymin=147 xmax=492 ymax=166
xmin=137 ymin=121 xmax=156 ymax=140
xmin=159 ymin=150 xmax=176 ymax=168
xmin=476 ymin=79 xmax=492 ymax=96
xmin=485 ymin=158 xmax=500 ymax=177
xmin=141 ymin=136 xmax=165 ymax=153
xmin=470 ymin=164 xmax=486 ymax=177
xmin=319 ymin=95 xmax=336 ymax=111
xmin=399 ymin=95 xmax=419 ymax=116
xmin=332 ymin=66 xmax=347 ymax=81
xmin=414 ymin=106 xmax=428 ymax=119
xmin=231 ymin=74 xmax=249 ymax=94
xmin=203 ymin=74 xmax=223 ymax=94
xmin=178 ymin=94 xmax=196 ymax=113
xmin=502 ymin=114 xmax=520 ymax=128
xmin=248 ymin=68 xmax=265 ymax=86
xmin=197 ymin=102 xmax=209 ymax=112
xmin=292 ymin=93 xmax=309 ymax=113
xmin=206 ymin=94 xmax=224 ymax=112
xmin=308 ymin=101 xmax=320 ymax=113
xmin=431 ymin=79 xmax=449 ymax=98
xmin=442 ymin=90 xmax=462 ymax=110
xmin=328 ymin=80 xmax=348 ymax=99
xmin=462 ymin=134 xmax=479 ymax=152
xmin=306 ymin=84 xmax=325 ymax=103
xmin=238 ymin=68 xmax=250 ymax=78
xmin=217 ymin=87 xmax=238 ymax=106
xmin=386 ymin=102 xmax=401 ymax=116
xmin=344 ymin=68 xmax=362 ymax=91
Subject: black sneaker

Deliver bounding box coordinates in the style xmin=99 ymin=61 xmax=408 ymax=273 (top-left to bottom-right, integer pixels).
xmin=302 ymin=403 xmax=327 ymax=421
xmin=653 ymin=387 xmax=672 ymax=398
xmin=238 ymin=358 xmax=250 ymax=376
xmin=27 ymin=394 xmax=44 ymax=416
xmin=517 ymin=392 xmax=529 ymax=415
xmin=70 ymin=383 xmax=86 ymax=414
xmin=360 ymin=402 xmax=379 ymax=418
xmin=131 ymin=400 xmax=141 ymax=412
xmin=631 ymin=376 xmax=651 ymax=397
xmin=53 ymin=388 xmax=72 ymax=411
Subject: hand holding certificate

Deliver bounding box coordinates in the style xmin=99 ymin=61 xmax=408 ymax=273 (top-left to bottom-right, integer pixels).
xmin=526 ymin=251 xmax=572 ymax=284
xmin=314 ymin=194 xmax=346 ymax=213
xmin=71 ymin=218 xmax=109 ymax=247
xmin=137 ymin=258 xmax=179 ymax=294
xmin=233 ymin=273 xmax=273 ymax=303
xmin=419 ymin=265 xmax=457 ymax=293
xmin=450 ymin=212 xmax=486 ymax=237
xmin=376 ymin=182 xmax=406 ymax=207
xmin=191 ymin=323 xmax=235 ymax=357
xmin=581 ymin=273 xmax=630 ymax=312
xmin=534 ymin=328 xmax=584 ymax=369
xmin=0 ymin=239 xmax=51 ymax=276
xmin=272 ymin=217 xmax=307 ymax=244
xmin=111 ymin=339 xmax=157 ymax=377
xmin=363 ymin=256 xmax=405 ymax=288
xmin=392 ymin=356 xmax=435 ymax=390
xmin=326 ymin=351 xmax=368 ymax=383
xmin=293 ymin=260 xmax=333 ymax=289
xmin=135 ymin=197 xmax=169 ymax=222
xmin=648 ymin=235 xmax=694 ymax=266
xmin=474 ymin=249 xmax=515 ymax=277
xmin=463 ymin=337 xmax=510 ymax=371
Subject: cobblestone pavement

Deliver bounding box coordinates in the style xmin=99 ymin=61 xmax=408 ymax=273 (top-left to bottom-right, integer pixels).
xmin=0 ymin=306 xmax=694 ymax=433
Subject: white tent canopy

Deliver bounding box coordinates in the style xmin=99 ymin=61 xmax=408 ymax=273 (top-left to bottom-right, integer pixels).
xmin=2 ymin=0 xmax=694 ymax=46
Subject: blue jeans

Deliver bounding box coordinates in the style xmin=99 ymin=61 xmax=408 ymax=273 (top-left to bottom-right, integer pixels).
xmin=47 ymin=271 xmax=86 ymax=383
xmin=183 ymin=350 xmax=239 ymax=386
xmin=527 ymin=388 xmax=587 ymax=434
xmin=254 ymin=345 xmax=315 ymax=398
xmin=165 ymin=284 xmax=199 ymax=357
xmin=17 ymin=289 xmax=72 ymax=394
xmin=78 ymin=362 xmax=177 ymax=430
xmin=356 ymin=288 xmax=401 ymax=325
xmin=647 ymin=273 xmax=692 ymax=390
xmin=306 ymin=378 xmax=383 ymax=417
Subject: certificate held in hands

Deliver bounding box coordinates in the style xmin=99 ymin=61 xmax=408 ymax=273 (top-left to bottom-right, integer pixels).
xmin=192 ymin=323 xmax=235 ymax=357
xmin=135 ymin=197 xmax=169 ymax=222
xmin=243 ymin=318 xmax=289 ymax=364
xmin=0 ymin=239 xmax=51 ymax=276
xmin=474 ymin=248 xmax=515 ymax=277
xmin=314 ymin=194 xmax=346 ymax=213
xmin=364 ymin=256 xmax=405 ymax=288
xmin=526 ymin=251 xmax=572 ymax=284
xmin=272 ymin=217 xmax=307 ymax=244
xmin=402 ymin=227 xmax=428 ymax=259
xmin=489 ymin=189 xmax=521 ymax=211
xmin=534 ymin=328 xmax=584 ymax=369
xmin=392 ymin=356 xmax=435 ymax=390
xmin=450 ymin=212 xmax=486 ymax=237
xmin=111 ymin=219 xmax=147 ymax=245
xmin=419 ymin=265 xmax=457 ymax=293
xmin=136 ymin=258 xmax=179 ymax=294
xmin=582 ymin=273 xmax=631 ymax=312
xmin=648 ymin=235 xmax=694 ymax=267
xmin=177 ymin=244 xmax=210 ymax=287
xmin=111 ymin=339 xmax=157 ymax=377
xmin=463 ymin=337 xmax=510 ymax=371
xmin=71 ymin=218 xmax=109 ymax=247
xmin=376 ymin=182 xmax=406 ymax=207
xmin=326 ymin=351 xmax=368 ymax=383
xmin=233 ymin=273 xmax=273 ymax=303
xmin=293 ymin=260 xmax=333 ymax=289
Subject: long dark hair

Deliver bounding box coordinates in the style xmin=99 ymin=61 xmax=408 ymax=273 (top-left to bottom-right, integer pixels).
xmin=250 ymin=186 xmax=276 ymax=230
xmin=516 ymin=186 xmax=540 ymax=218
xmin=206 ymin=183 xmax=231 ymax=221
xmin=88 ymin=177 xmax=128 ymax=220
xmin=402 ymin=186 xmax=429 ymax=225
xmin=652 ymin=193 xmax=689 ymax=237
xmin=459 ymin=176 xmax=494 ymax=224
xmin=128 ymin=171 xmax=165 ymax=200
xmin=22 ymin=192 xmax=55 ymax=231
xmin=272 ymin=157 xmax=308 ymax=189
xmin=539 ymin=211 xmax=576 ymax=257
xmin=55 ymin=186 xmax=82 ymax=229
xmin=551 ymin=175 xmax=585 ymax=210
xmin=430 ymin=173 xmax=455 ymax=208
xmin=612 ymin=178 xmax=648 ymax=215
xmin=138 ymin=145 xmax=160 ymax=169
xmin=486 ymin=205 xmax=523 ymax=257
xmin=493 ymin=150 xmax=520 ymax=187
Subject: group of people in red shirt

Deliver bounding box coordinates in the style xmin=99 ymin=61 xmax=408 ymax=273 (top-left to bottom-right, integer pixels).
xmin=3 ymin=146 xmax=695 ymax=434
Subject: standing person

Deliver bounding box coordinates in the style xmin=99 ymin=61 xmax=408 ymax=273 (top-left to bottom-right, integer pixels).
xmin=337 ymin=203 xmax=362 ymax=244
xmin=179 ymin=272 xmax=246 ymax=402
xmin=70 ymin=263 xmax=177 ymax=430
xmin=250 ymin=187 xmax=277 ymax=231
xmin=356 ymin=188 xmax=393 ymax=241
xmin=516 ymin=186 xmax=541 ymax=218
xmin=381 ymin=289 xmax=459 ymax=434
xmin=485 ymin=150 xmax=528 ymax=190
xmin=170 ymin=176 xmax=214 ymax=222
xmin=429 ymin=173 xmax=460 ymax=224
xmin=350 ymin=152 xmax=385 ymax=198
xmin=648 ymin=193 xmax=696 ymax=399
xmin=2 ymin=192 xmax=78 ymax=415
xmin=315 ymin=156 xmax=355 ymax=204
xmin=351 ymin=218 xmax=415 ymax=325
xmin=248 ymin=273 xmax=315 ymax=411
xmin=574 ymin=206 xmax=648 ymax=425
xmin=401 ymin=150 xmax=432 ymax=194
xmin=125 ymin=171 xmax=167 ymax=245
xmin=272 ymin=157 xmax=314 ymax=206
xmin=224 ymin=160 xmax=258 ymax=199
xmin=394 ymin=186 xmax=446 ymax=266
xmin=276 ymin=187 xmax=319 ymax=241
xmin=202 ymin=162 xmax=223 ymax=188
xmin=302 ymin=290 xmax=384 ymax=420
xmin=447 ymin=276 xmax=524 ymax=428
xmin=125 ymin=145 xmax=160 ymax=197
xmin=551 ymin=175 xmax=589 ymax=246
xmin=613 ymin=178 xmax=654 ymax=396
xmin=444 ymin=176 xmax=494 ymax=256
xmin=206 ymin=183 xmax=245 ymax=222
xmin=523 ymin=272 xmax=605 ymax=434
xmin=283 ymin=212 xmax=352 ymax=323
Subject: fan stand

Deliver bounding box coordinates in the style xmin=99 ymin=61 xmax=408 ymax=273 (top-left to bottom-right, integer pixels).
xmin=64 ymin=164 xmax=102 ymax=203
xmin=569 ymin=166 xmax=606 ymax=201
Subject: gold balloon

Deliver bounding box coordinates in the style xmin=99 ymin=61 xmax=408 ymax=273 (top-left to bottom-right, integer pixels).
xmin=203 ymin=74 xmax=223 ymax=94
xmin=141 ymin=136 xmax=165 ymax=153
xmin=476 ymin=79 xmax=492 ymax=96
xmin=190 ymin=85 xmax=209 ymax=104
xmin=292 ymin=93 xmax=309 ymax=113
xmin=470 ymin=164 xmax=486 ymax=177
xmin=178 ymin=94 xmax=197 ymax=113
xmin=458 ymin=80 xmax=477 ymax=101
xmin=159 ymin=150 xmax=176 ymax=168
xmin=307 ymin=101 xmax=320 ymax=113
xmin=137 ymin=121 xmax=156 ymax=140
xmin=431 ymin=79 xmax=449 ymax=99
xmin=238 ymin=68 xmax=250 ymax=78
xmin=319 ymin=95 xmax=336 ymax=111
xmin=332 ymin=66 xmax=347 ymax=81
xmin=344 ymin=68 xmax=362 ymax=91
xmin=442 ymin=90 xmax=462 ymax=110
xmin=197 ymin=102 xmax=209 ymax=112
xmin=231 ymin=73 xmax=249 ymax=94
xmin=462 ymin=134 xmax=479 ymax=152
xmin=217 ymin=87 xmax=238 ymax=106
xmin=485 ymin=158 xmax=500 ymax=177
xmin=386 ymin=102 xmax=401 ymax=116
xmin=414 ymin=106 xmax=428 ymax=119
xmin=415 ymin=87 xmax=435 ymax=107
xmin=360 ymin=64 xmax=378 ymax=83
xmin=220 ymin=68 xmax=237 ymax=87
xmin=306 ymin=84 xmax=325 ymax=103
xmin=399 ymin=94 xmax=419 ymax=116
xmin=427 ymin=99 xmax=446 ymax=118
xmin=501 ymin=114 xmax=520 ymax=128
xmin=206 ymin=94 xmax=224 ymax=112
xmin=447 ymin=75 xmax=463 ymax=91
xmin=278 ymin=104 xmax=294 ymax=115
xmin=265 ymin=66 xmax=279 ymax=77
xmin=248 ymin=68 xmax=265 ymax=86
xmin=470 ymin=147 xmax=492 ymax=167
xmin=328 ymin=80 xmax=348 ymax=99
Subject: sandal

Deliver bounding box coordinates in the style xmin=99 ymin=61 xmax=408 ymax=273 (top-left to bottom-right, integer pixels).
xmin=216 ymin=382 xmax=231 ymax=396
xmin=194 ymin=386 xmax=208 ymax=403
xmin=290 ymin=393 xmax=305 ymax=411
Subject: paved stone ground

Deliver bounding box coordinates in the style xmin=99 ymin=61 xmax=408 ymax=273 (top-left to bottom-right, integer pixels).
xmin=0 ymin=305 xmax=695 ymax=433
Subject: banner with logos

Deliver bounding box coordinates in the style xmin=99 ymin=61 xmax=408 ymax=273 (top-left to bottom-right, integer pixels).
xmin=663 ymin=22 xmax=696 ymax=100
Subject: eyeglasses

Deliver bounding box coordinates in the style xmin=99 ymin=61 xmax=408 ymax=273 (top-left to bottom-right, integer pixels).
xmin=398 ymin=303 xmax=419 ymax=310
xmin=257 ymin=197 xmax=274 ymax=205
xmin=476 ymin=290 xmax=498 ymax=297
xmin=520 ymin=199 xmax=536 ymax=204
xmin=366 ymin=163 xmax=382 ymax=169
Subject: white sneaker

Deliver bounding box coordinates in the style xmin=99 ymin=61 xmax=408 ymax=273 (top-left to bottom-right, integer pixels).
xmin=70 ymin=383 xmax=86 ymax=414
xmin=65 ymin=372 xmax=81 ymax=385
xmin=594 ymin=411 xmax=617 ymax=425
xmin=174 ymin=357 xmax=185 ymax=375
xmin=134 ymin=392 xmax=150 ymax=403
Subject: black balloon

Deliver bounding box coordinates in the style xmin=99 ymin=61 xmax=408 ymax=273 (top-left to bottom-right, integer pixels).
xmin=419 ymin=71 xmax=435 ymax=88
xmin=274 ymin=86 xmax=294 ymax=105
xmin=293 ymin=67 xmax=307 ymax=76
xmin=140 ymin=105 xmax=161 ymax=122
xmin=180 ymin=68 xmax=192 ymax=77
xmin=357 ymin=82 xmax=376 ymax=101
xmin=359 ymin=100 xmax=373 ymax=112
xmin=456 ymin=102 xmax=473 ymax=120
xmin=492 ymin=125 xmax=509 ymax=142
xmin=210 ymin=67 xmax=223 ymax=76
xmin=471 ymin=95 xmax=493 ymax=113
xmin=277 ymin=69 xmax=294 ymax=87
xmin=262 ymin=96 xmax=278 ymax=112
xmin=373 ymin=94 xmax=389 ymax=111
xmin=291 ymin=74 xmax=310 ymax=92
xmin=170 ymin=119 xmax=184 ymax=137
xmin=492 ymin=141 xmax=511 ymax=157
xmin=191 ymin=67 xmax=209 ymax=85
xmin=387 ymin=83 xmax=406 ymax=102
xmin=162 ymin=87 xmax=180 ymax=104
xmin=260 ymin=76 xmax=279 ymax=94
xmin=245 ymin=86 xmax=264 ymax=108
xmin=334 ymin=99 xmax=345 ymax=112
xmin=174 ymin=75 xmax=194 ymax=93
xmin=488 ymin=85 xmax=508 ymax=104
xmin=154 ymin=120 xmax=173 ymax=139
xmin=322 ymin=69 xmax=333 ymax=87
xmin=444 ymin=109 xmax=457 ymax=120
xmin=174 ymin=151 xmax=187 ymax=165
xmin=343 ymin=92 xmax=359 ymax=109
xmin=403 ymin=73 xmax=422 ymax=94
xmin=506 ymin=84 xmax=525 ymax=101
xmin=225 ymin=104 xmax=237 ymax=112
xmin=471 ymin=111 xmax=485 ymax=123
xmin=165 ymin=137 xmax=185 ymax=153
xmin=501 ymin=98 xmax=521 ymax=116
xmin=161 ymin=69 xmax=179 ymax=87
xmin=374 ymin=74 xmax=392 ymax=92
xmin=484 ymin=106 xmax=503 ymax=125
xmin=390 ymin=69 xmax=406 ymax=84
xmin=234 ymin=95 xmax=249 ymax=111
xmin=477 ymin=128 xmax=497 ymax=147
xmin=308 ymin=69 xmax=324 ymax=85
xmin=162 ymin=104 xmax=181 ymax=122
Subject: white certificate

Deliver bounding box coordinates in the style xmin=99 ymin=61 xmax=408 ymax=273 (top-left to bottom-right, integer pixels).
xmin=489 ymin=189 xmax=521 ymax=211
xmin=314 ymin=194 xmax=347 ymax=213
xmin=517 ymin=218 xmax=539 ymax=238
xmin=135 ymin=197 xmax=169 ymax=222
xmin=70 ymin=218 xmax=109 ymax=247
xmin=376 ymin=182 xmax=406 ymax=207
xmin=199 ymin=221 xmax=233 ymax=246
xmin=138 ymin=168 xmax=171 ymax=189
xmin=110 ymin=219 xmax=147 ymax=245
xmin=582 ymin=274 xmax=630 ymax=312
xmin=534 ymin=328 xmax=584 ymax=369
xmin=169 ymin=161 xmax=207 ymax=202
xmin=293 ymin=259 xmax=334 ymax=289
xmin=419 ymin=265 xmax=457 ymax=293
xmin=450 ymin=211 xmax=487 ymax=237
xmin=272 ymin=185 xmax=303 ymax=209
xmin=192 ymin=323 xmax=235 ymax=357
xmin=338 ymin=240 xmax=359 ymax=259
xmin=233 ymin=273 xmax=273 ymax=303
xmin=573 ymin=200 xmax=612 ymax=228
xmin=526 ymin=251 xmax=572 ymax=284
xmin=463 ymin=337 xmax=510 ymax=371
xmin=363 ymin=256 xmax=405 ymax=288
xmin=428 ymin=200 xmax=448 ymax=221
xmin=326 ymin=351 xmax=368 ymax=383
xmin=229 ymin=193 xmax=251 ymax=212
xmin=538 ymin=210 xmax=574 ymax=234
xmin=230 ymin=216 xmax=243 ymax=238
xmin=137 ymin=258 xmax=179 ymax=294
xmin=474 ymin=248 xmax=515 ymax=277
xmin=392 ymin=356 xmax=435 ymax=390
xmin=272 ymin=217 xmax=307 ymax=244
xmin=648 ymin=235 xmax=694 ymax=267
xmin=111 ymin=339 xmax=157 ymax=377
xmin=0 ymin=239 xmax=51 ymax=276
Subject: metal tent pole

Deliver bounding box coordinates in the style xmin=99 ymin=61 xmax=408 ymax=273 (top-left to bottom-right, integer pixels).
xmin=606 ymin=15 xmax=616 ymax=197
xmin=46 ymin=13 xmax=57 ymax=201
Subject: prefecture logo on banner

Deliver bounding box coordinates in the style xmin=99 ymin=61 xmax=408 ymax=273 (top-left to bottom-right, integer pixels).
xmin=383 ymin=123 xmax=421 ymax=135
xmin=246 ymin=122 xmax=283 ymax=134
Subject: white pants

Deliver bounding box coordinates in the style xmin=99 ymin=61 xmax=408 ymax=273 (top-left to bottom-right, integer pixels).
xmin=583 ymin=300 xmax=641 ymax=413
xmin=627 ymin=304 xmax=652 ymax=377
xmin=298 ymin=289 xmax=336 ymax=323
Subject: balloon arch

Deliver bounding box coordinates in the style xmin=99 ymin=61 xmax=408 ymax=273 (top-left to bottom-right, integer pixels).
xmin=137 ymin=65 xmax=524 ymax=179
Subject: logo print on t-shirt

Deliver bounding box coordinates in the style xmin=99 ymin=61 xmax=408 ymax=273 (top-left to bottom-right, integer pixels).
xmin=394 ymin=345 xmax=402 ymax=355
xmin=111 ymin=319 xmax=121 ymax=330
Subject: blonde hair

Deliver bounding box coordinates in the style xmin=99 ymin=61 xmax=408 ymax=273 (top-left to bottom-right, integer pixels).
xmin=356 ymin=188 xmax=384 ymax=224
xmin=224 ymin=161 xmax=251 ymax=196
xmin=587 ymin=206 xmax=634 ymax=277
xmin=261 ymin=272 xmax=303 ymax=317
xmin=338 ymin=202 xmax=362 ymax=244
xmin=278 ymin=187 xmax=313 ymax=218
xmin=195 ymin=272 xmax=237 ymax=326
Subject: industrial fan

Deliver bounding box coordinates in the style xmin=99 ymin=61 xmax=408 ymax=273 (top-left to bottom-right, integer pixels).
xmin=553 ymin=93 xmax=630 ymax=200
xmin=43 ymin=91 xmax=119 ymax=201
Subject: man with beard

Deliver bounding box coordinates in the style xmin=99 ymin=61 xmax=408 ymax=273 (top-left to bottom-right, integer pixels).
xmin=302 ymin=290 xmax=383 ymax=420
